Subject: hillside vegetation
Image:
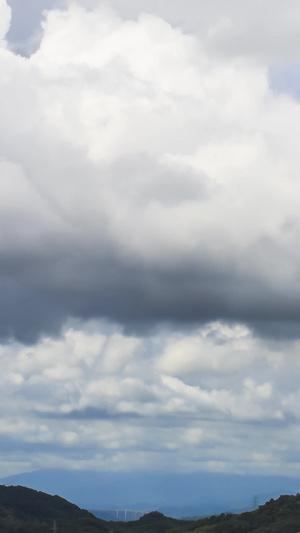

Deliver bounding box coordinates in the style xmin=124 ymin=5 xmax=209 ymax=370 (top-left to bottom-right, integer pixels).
xmin=164 ymin=494 xmax=300 ymax=533
xmin=0 ymin=485 xmax=108 ymax=533
xmin=0 ymin=485 xmax=300 ymax=532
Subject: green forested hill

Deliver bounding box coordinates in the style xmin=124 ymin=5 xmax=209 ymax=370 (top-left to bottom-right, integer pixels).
xmin=164 ymin=494 xmax=300 ymax=533
xmin=116 ymin=511 xmax=190 ymax=533
xmin=0 ymin=485 xmax=108 ymax=533
xmin=1 ymin=485 xmax=300 ymax=533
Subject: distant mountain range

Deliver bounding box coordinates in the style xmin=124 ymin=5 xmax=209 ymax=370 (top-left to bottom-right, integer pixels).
xmin=1 ymin=469 xmax=300 ymax=517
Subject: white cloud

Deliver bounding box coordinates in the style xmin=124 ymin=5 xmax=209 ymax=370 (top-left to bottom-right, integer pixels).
xmin=0 ymin=319 xmax=298 ymax=474
xmin=1 ymin=0 xmax=297 ymax=284
xmin=101 ymin=333 xmax=142 ymax=373
xmin=101 ymin=0 xmax=300 ymax=63
xmin=156 ymin=322 xmax=256 ymax=375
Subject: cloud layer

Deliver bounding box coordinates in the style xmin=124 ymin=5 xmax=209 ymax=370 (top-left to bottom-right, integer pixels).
xmin=1 ymin=0 xmax=300 ymax=476
xmin=1 ymin=319 xmax=300 ymax=478
xmin=2 ymin=0 xmax=300 ymax=341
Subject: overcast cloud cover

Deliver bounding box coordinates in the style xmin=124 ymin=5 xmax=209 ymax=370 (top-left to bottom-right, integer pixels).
xmin=1 ymin=0 xmax=300 ymax=480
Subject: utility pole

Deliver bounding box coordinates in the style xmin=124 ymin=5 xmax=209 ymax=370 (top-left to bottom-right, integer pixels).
xmin=253 ymin=495 xmax=258 ymax=510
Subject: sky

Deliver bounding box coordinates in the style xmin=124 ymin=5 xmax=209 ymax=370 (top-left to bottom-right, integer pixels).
xmin=1 ymin=0 xmax=300 ymax=485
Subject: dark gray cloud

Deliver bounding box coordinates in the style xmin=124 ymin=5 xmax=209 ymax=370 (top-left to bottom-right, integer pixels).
xmin=0 ymin=231 xmax=299 ymax=342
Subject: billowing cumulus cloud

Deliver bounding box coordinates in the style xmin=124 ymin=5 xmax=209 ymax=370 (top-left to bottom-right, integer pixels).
xmin=1 ymin=0 xmax=300 ymax=477
xmin=1 ymin=0 xmax=300 ymax=341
